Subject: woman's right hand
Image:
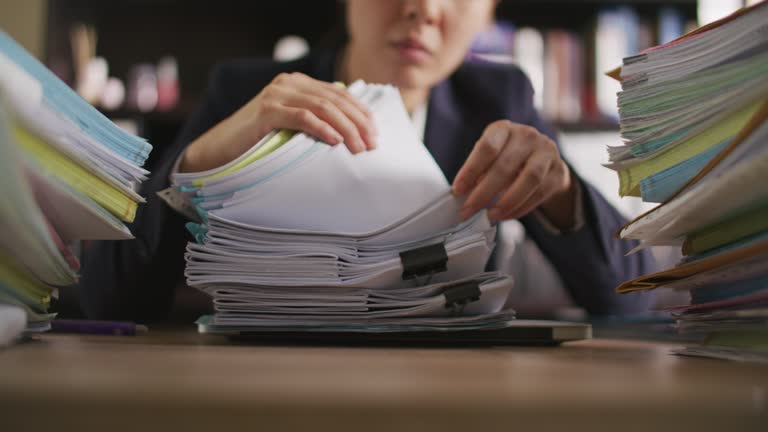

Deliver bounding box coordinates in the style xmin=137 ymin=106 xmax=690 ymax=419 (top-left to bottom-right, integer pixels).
xmin=180 ymin=72 xmax=378 ymax=173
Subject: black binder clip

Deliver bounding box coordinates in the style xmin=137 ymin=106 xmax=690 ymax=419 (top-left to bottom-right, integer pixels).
xmin=443 ymin=281 xmax=481 ymax=314
xmin=399 ymin=242 xmax=448 ymax=284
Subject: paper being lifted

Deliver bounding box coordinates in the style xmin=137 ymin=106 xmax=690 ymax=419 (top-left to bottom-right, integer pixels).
xmin=172 ymin=80 xmax=450 ymax=235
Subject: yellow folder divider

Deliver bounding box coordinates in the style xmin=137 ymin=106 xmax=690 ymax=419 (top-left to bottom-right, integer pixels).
xmin=13 ymin=125 xmax=138 ymax=223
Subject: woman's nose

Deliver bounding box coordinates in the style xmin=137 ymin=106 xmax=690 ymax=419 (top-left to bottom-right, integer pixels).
xmin=402 ymin=0 xmax=440 ymax=25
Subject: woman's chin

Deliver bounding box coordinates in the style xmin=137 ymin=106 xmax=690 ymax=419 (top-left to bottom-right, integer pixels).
xmin=390 ymin=68 xmax=437 ymax=90
xmin=359 ymin=64 xmax=436 ymax=90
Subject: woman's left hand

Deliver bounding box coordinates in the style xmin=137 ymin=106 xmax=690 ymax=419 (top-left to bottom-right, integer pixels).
xmin=452 ymin=120 xmax=577 ymax=227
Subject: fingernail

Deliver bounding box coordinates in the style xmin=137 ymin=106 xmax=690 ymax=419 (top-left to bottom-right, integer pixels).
xmin=488 ymin=128 xmax=508 ymax=150
xmin=354 ymin=141 xmax=366 ymax=154
xmin=368 ymin=139 xmax=377 ymax=150
xmin=358 ymin=139 xmax=368 ymax=153
xmin=453 ymin=180 xmax=467 ymax=196
xmin=460 ymin=207 xmax=472 ymax=220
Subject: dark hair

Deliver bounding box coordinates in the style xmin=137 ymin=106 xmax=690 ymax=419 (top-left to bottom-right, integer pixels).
xmin=316 ymin=1 xmax=349 ymax=50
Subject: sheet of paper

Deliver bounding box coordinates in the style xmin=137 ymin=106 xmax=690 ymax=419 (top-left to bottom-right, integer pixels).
xmin=26 ymin=169 xmax=132 ymax=242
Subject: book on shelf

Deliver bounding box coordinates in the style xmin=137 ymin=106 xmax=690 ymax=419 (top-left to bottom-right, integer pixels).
xmin=468 ymin=5 xmax=691 ymax=128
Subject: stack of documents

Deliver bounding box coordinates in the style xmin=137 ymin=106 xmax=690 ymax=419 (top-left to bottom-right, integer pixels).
xmin=606 ymin=2 xmax=768 ymax=363
xmin=604 ymin=1 xmax=768 ymax=203
xmin=171 ymin=81 xmax=514 ymax=334
xmin=0 ymin=33 xmax=153 ymax=330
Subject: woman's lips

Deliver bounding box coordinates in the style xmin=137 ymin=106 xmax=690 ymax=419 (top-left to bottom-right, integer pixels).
xmin=392 ymin=40 xmax=432 ymax=64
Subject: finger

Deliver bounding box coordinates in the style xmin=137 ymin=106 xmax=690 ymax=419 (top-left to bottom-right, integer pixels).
xmin=292 ymin=76 xmax=378 ymax=150
xmin=287 ymin=94 xmax=367 ymax=154
xmin=317 ymin=80 xmax=375 ymax=121
xmin=313 ymin=85 xmax=378 ymax=150
xmin=500 ymin=188 xmax=547 ymax=221
xmin=511 ymin=161 xmax=572 ymax=221
xmin=487 ymin=181 xmax=541 ymax=223
xmin=452 ymin=121 xmax=511 ymax=197
xmin=489 ymin=151 xmax=553 ymax=221
xmin=280 ymin=106 xmax=344 ymax=147
xmin=295 ymin=75 xmax=373 ymax=120
xmin=460 ymin=133 xmax=534 ymax=219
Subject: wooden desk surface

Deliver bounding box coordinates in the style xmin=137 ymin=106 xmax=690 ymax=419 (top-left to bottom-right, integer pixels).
xmin=0 ymin=328 xmax=766 ymax=432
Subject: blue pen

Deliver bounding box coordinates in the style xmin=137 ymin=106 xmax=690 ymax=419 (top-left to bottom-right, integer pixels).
xmin=50 ymin=319 xmax=148 ymax=336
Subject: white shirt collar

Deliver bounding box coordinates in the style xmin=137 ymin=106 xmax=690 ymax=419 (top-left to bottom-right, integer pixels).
xmin=410 ymin=102 xmax=428 ymax=142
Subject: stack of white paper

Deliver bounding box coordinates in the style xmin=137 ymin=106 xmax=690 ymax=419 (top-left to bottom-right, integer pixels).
xmin=205 ymin=272 xmax=513 ymax=327
xmin=172 ymin=81 xmax=512 ymax=332
xmin=186 ymin=194 xmax=495 ymax=288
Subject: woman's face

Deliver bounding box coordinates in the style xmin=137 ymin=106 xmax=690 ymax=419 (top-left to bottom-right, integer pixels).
xmin=345 ymin=0 xmax=495 ymax=90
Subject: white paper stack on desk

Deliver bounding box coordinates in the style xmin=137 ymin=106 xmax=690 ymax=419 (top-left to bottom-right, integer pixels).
xmin=185 ymin=193 xmax=495 ymax=289
xmin=170 ymin=81 xmax=513 ymax=332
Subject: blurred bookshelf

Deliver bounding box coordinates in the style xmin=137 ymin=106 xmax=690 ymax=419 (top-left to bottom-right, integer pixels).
xmin=44 ymin=1 xmax=702 ymax=140
xmin=475 ymin=1 xmax=700 ymax=131
xmin=45 ymin=0 xmax=343 ymax=170
xmin=43 ymin=0 xmax=707 ymax=168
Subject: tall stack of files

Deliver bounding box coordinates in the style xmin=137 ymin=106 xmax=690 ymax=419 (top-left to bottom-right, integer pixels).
xmin=0 ymin=33 xmax=153 ymax=331
xmin=605 ymin=1 xmax=768 ymax=204
xmin=605 ymin=2 xmax=768 ymax=363
xmin=171 ymin=80 xmax=518 ymax=335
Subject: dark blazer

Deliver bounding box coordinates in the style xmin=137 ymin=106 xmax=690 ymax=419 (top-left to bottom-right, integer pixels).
xmin=78 ymin=50 xmax=656 ymax=321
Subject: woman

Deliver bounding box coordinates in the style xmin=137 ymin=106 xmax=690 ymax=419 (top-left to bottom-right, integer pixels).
xmin=79 ymin=0 xmax=655 ymax=321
